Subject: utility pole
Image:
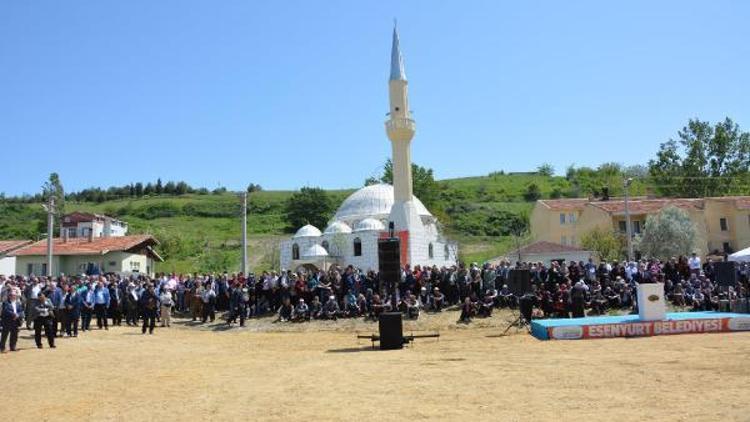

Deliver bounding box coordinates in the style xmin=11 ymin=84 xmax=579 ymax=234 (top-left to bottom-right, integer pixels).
xmin=624 ymin=178 xmax=634 ymax=262
xmin=45 ymin=196 xmax=55 ymax=277
xmin=241 ymin=191 xmax=248 ymax=275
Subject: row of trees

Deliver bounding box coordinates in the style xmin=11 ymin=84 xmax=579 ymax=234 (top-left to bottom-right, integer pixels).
xmin=3 ymin=178 xmax=265 ymax=204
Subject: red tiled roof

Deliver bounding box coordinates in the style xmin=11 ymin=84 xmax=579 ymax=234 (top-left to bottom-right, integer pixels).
xmin=589 ymin=198 xmax=704 ymax=214
xmin=537 ymin=199 xmax=590 ymax=211
xmin=9 ymin=235 xmax=159 ymax=258
xmin=0 ymin=240 xmax=33 ymax=255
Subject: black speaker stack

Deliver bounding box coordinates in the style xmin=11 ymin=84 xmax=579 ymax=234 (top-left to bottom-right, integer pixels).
xmin=715 ymin=261 xmax=738 ymax=287
xmin=378 ymin=237 xmax=401 ymax=287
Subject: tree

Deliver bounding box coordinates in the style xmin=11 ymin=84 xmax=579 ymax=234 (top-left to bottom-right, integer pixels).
xmin=523 ymin=183 xmax=541 ymax=202
xmin=364 ymin=176 xmax=379 ymax=186
xmin=635 ymin=206 xmax=697 ymax=260
xmin=134 ymin=182 xmax=144 ymax=197
xmin=581 ymin=227 xmax=625 ymax=262
xmin=649 ymin=118 xmax=750 ymax=197
xmin=155 ymin=178 xmax=163 ymax=195
xmin=41 ymin=172 xmax=65 ymax=226
xmin=246 ymin=183 xmax=263 ymax=193
xmin=379 ymin=159 xmax=440 ymax=209
xmin=537 ymin=163 xmax=555 ymax=177
xmin=284 ymin=187 xmax=334 ymax=231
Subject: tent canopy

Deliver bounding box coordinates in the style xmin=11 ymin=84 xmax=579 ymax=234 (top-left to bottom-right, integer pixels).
xmin=728 ymin=246 xmax=750 ymax=262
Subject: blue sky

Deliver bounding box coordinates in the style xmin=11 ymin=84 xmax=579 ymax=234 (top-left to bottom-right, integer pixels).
xmin=1 ymin=1 xmax=748 ymax=196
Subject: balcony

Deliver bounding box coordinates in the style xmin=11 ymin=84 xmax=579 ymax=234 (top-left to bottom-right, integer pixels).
xmin=385 ymin=117 xmax=415 ymax=141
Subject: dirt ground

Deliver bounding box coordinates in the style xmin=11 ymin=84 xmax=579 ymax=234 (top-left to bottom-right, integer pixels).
xmin=2 ymin=309 xmax=749 ymax=422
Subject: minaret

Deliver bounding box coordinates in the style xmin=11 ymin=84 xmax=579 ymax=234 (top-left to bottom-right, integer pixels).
xmin=385 ymin=23 xmax=416 ymax=203
xmin=386 ymin=23 xmax=426 ymax=266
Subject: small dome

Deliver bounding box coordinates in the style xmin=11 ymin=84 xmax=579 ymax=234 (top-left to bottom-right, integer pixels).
xmin=355 ymin=218 xmax=386 ymax=232
xmin=324 ymin=221 xmax=352 ymax=235
xmin=294 ymin=224 xmax=322 ymax=238
xmin=302 ymin=244 xmax=329 ymax=258
xmin=334 ymin=184 xmax=432 ymax=222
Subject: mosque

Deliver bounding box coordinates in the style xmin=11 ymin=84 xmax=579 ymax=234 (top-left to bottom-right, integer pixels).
xmin=279 ymin=25 xmax=458 ymax=272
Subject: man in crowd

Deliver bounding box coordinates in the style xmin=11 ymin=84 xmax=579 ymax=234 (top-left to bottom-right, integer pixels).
xmin=1 ymin=290 xmax=24 ymax=353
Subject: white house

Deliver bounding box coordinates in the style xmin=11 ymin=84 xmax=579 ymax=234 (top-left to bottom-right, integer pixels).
xmin=61 ymin=211 xmax=128 ymax=239
xmin=0 ymin=240 xmax=33 ymax=276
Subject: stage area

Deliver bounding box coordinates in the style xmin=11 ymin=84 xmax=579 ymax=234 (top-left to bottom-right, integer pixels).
xmin=2 ymin=310 xmax=750 ymax=421
xmin=532 ymin=311 xmax=750 ymax=340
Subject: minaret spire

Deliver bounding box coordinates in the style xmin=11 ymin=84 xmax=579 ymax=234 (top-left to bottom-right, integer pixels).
xmin=390 ymin=22 xmax=407 ymax=81
xmin=385 ymin=22 xmax=416 ymax=205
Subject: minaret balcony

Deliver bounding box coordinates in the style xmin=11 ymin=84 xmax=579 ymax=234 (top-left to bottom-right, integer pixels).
xmin=385 ymin=117 xmax=416 ymax=141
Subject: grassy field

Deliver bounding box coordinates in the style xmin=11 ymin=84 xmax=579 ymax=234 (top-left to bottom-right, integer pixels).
xmin=1 ymin=172 xmax=599 ymax=272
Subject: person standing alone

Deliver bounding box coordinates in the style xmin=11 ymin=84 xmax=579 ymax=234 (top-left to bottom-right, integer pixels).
xmin=33 ymin=293 xmax=56 ymax=349
xmin=159 ymin=288 xmax=173 ymax=328
xmin=139 ymin=284 xmax=158 ymax=335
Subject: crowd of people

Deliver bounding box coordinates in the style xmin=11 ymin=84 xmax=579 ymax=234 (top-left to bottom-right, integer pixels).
xmin=2 ymin=252 xmax=749 ymax=353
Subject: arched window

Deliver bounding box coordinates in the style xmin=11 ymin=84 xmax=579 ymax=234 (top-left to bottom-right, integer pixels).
xmin=292 ymin=243 xmax=300 ymax=260
xmin=353 ymin=237 xmax=362 ymax=257
xmin=444 ymin=244 xmax=450 ymax=260
xmin=428 ymin=243 xmax=434 ymax=259
xmin=321 ymin=240 xmax=329 ymax=253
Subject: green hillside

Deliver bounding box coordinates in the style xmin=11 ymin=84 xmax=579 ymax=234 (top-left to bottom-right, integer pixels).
xmin=0 ymin=171 xmax=646 ymax=273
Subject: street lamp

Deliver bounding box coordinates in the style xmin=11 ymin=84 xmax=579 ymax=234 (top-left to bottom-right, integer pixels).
xmin=623 ymin=177 xmax=634 ymax=262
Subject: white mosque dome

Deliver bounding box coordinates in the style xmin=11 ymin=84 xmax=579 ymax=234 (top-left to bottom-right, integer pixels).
xmin=302 ymin=244 xmax=329 ymax=258
xmin=355 ymin=218 xmax=386 ymax=232
xmin=293 ymin=224 xmax=322 ymax=238
xmin=324 ymin=221 xmax=353 ymax=235
xmin=333 ymin=184 xmax=432 ymax=222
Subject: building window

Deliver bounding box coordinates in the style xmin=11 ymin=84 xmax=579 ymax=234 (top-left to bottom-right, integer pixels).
xmin=292 ymin=243 xmax=300 ymax=260
xmin=570 ymin=236 xmax=576 ymax=246
xmin=428 ymin=243 xmax=434 ymax=259
xmin=353 ymin=238 xmax=362 ymax=257
xmin=723 ymin=242 xmax=731 ymax=253
xmin=568 ymin=213 xmax=576 ymax=224
xmin=720 ymin=218 xmax=728 ymax=231
xmin=559 ymin=213 xmax=566 ymax=225
xmin=561 ymin=235 xmax=567 ymax=246
xmin=444 ymin=244 xmax=450 ymax=260
xmin=321 ymin=241 xmax=329 ymax=253
xmin=633 ymin=220 xmax=642 ymax=234
xmin=618 ymin=221 xmax=627 ymax=233
xmin=27 ymin=263 xmax=33 ymax=275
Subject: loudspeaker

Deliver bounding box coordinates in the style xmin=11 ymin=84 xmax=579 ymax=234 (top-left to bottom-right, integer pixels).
xmin=378 ymin=312 xmax=404 ymax=350
xmin=519 ymin=294 xmax=535 ymax=322
xmin=508 ymin=269 xmax=532 ymax=296
xmin=715 ymin=262 xmax=737 ymax=287
xmin=378 ymin=238 xmax=401 ymax=286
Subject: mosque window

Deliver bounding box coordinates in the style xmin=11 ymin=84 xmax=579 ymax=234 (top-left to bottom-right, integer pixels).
xmin=353 ymin=238 xmax=362 ymax=257
xmin=428 ymin=243 xmax=434 ymax=259
xmin=292 ymin=243 xmax=300 ymax=260
xmin=444 ymin=245 xmax=450 ymax=260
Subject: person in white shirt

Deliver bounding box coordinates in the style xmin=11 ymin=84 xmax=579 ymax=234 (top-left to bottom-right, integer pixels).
xmin=688 ymin=252 xmax=702 ymax=275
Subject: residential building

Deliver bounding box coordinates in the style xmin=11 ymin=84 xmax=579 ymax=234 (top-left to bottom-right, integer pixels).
xmin=61 ymin=211 xmax=128 ymax=239
xmin=531 ymin=196 xmax=750 ymax=257
xmin=0 ymin=240 xmax=33 ymax=276
xmin=9 ymin=235 xmax=162 ymax=277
